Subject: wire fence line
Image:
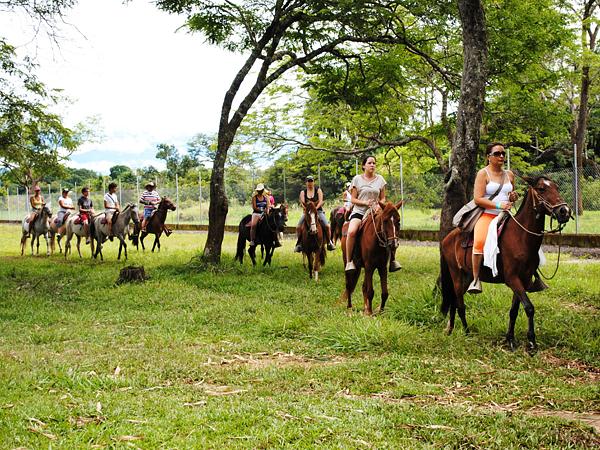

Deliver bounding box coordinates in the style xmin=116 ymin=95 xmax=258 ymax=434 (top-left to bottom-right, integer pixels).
xmin=1 ymin=165 xmax=599 ymax=233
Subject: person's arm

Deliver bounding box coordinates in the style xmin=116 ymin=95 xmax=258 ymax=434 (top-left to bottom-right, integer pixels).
xmin=252 ymin=196 xmax=259 ymax=213
xmin=316 ymin=188 xmax=324 ymax=210
xmin=59 ymin=198 xmax=66 ymax=209
xmin=30 ymin=196 xmax=35 ymax=208
xmin=378 ymin=186 xmax=386 ymax=203
xmin=299 ymin=191 xmax=305 ymax=208
xmin=104 ymin=197 xmax=110 ymax=209
xmin=507 ymin=171 xmax=519 ymax=202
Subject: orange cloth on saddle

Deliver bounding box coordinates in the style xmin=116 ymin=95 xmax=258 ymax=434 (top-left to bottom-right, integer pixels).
xmin=473 ymin=212 xmax=497 ymax=254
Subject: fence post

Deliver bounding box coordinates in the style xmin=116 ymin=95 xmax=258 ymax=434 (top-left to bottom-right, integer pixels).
xmin=7 ymin=186 xmax=10 ymax=220
xmin=283 ymin=166 xmax=287 ymax=203
xmin=17 ymin=186 xmax=20 ymax=220
xmin=175 ymin=173 xmax=180 ymax=226
xmin=400 ymin=155 xmax=404 ymax=229
xmin=573 ymin=144 xmax=579 ymax=234
xmin=506 ymin=146 xmax=511 ymax=171
xmin=136 ymin=176 xmax=140 ymax=203
xmin=119 ymin=179 xmax=123 ymax=205
xmin=355 ymin=158 xmax=358 ymax=176
xmin=199 ymin=169 xmax=202 ymax=225
xmin=318 ymin=163 xmax=321 ymax=187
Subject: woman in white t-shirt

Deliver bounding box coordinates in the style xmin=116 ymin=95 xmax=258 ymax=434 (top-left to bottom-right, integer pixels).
xmin=344 ymin=155 xmax=401 ymax=274
xmin=104 ymin=182 xmax=121 ymax=238
xmin=56 ymin=188 xmax=75 ymax=231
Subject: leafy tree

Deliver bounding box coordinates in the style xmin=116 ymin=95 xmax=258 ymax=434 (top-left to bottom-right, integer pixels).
xmin=156 ymin=143 xmax=199 ymax=180
xmin=156 ymin=0 xmax=446 ymax=263
xmin=109 ymin=165 xmax=136 ymax=183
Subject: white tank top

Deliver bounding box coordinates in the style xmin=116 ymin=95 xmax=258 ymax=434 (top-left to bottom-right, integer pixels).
xmin=483 ymin=169 xmax=512 ymax=215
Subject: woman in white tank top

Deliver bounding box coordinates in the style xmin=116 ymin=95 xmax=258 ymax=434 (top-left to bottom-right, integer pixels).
xmin=467 ymin=143 xmax=518 ymax=294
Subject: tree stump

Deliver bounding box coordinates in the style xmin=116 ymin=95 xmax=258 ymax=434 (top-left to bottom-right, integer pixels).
xmin=116 ymin=265 xmax=147 ymax=285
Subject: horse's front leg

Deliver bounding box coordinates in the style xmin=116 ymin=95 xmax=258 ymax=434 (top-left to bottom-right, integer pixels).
xmin=505 ymin=294 xmax=520 ymax=351
xmin=307 ymin=252 xmax=313 ymax=279
xmin=362 ymin=268 xmax=375 ymax=315
xmin=377 ymin=267 xmax=389 ymax=313
xmin=76 ymin=236 xmax=82 ymax=258
xmin=520 ymin=292 xmax=537 ymax=354
xmin=44 ymin=233 xmax=50 ymax=256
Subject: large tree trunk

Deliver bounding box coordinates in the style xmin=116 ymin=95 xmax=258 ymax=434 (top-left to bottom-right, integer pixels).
xmin=203 ymin=126 xmax=235 ymax=264
xmin=439 ymin=0 xmax=488 ymax=240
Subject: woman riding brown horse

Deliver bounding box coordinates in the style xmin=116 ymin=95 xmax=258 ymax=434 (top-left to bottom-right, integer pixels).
xmin=300 ymin=201 xmax=327 ymax=280
xmin=341 ymin=201 xmax=403 ymax=315
xmin=440 ymin=176 xmax=571 ymax=353
xmin=139 ymin=197 xmax=176 ymax=252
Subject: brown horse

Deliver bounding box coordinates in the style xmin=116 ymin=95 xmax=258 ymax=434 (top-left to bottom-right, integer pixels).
xmin=300 ymin=201 xmax=326 ymax=280
xmin=341 ymin=201 xmax=403 ymax=315
xmin=329 ymin=206 xmax=347 ymax=245
xmin=139 ymin=197 xmax=176 ymax=252
xmin=440 ymin=176 xmax=571 ymax=353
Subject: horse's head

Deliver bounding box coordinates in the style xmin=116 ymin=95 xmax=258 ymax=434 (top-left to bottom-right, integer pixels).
xmin=271 ymin=205 xmax=287 ymax=232
xmin=125 ymin=203 xmax=140 ymax=224
xmin=524 ymin=176 xmax=571 ymax=224
xmin=376 ymin=201 xmax=402 ymax=249
xmin=160 ymin=196 xmax=177 ymax=211
xmin=334 ymin=206 xmax=346 ymax=221
xmin=304 ymin=201 xmax=319 ymax=235
xmin=42 ymin=205 xmax=52 ymax=218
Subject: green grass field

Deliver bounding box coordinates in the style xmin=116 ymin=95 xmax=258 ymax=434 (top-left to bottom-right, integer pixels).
xmin=0 ymin=224 xmax=598 ymax=448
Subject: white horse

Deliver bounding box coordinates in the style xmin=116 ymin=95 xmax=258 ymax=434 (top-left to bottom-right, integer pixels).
xmin=92 ymin=204 xmax=140 ymax=260
xmin=20 ymin=205 xmax=52 ymax=256
xmin=63 ymin=214 xmax=95 ymax=259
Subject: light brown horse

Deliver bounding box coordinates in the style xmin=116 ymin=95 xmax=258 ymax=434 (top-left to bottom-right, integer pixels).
xmin=329 ymin=206 xmax=347 ymax=246
xmin=341 ymin=201 xmax=403 ymax=315
xmin=139 ymin=197 xmax=176 ymax=252
xmin=300 ymin=201 xmax=326 ymax=280
xmin=440 ymin=176 xmax=571 ymax=353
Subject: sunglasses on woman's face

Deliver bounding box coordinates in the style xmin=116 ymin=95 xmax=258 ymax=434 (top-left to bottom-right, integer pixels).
xmin=491 ymin=151 xmax=506 ymax=157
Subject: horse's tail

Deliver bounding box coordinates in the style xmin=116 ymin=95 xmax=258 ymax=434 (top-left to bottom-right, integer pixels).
xmin=235 ymin=223 xmax=246 ymax=262
xmin=440 ymin=253 xmax=456 ymax=317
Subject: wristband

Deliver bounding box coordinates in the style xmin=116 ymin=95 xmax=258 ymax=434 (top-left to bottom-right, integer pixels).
xmin=496 ymin=201 xmax=502 ymax=210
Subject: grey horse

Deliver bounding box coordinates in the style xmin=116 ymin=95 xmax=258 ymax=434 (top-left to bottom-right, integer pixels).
xmin=20 ymin=205 xmax=52 ymax=256
xmin=63 ymin=213 xmax=95 ymax=259
xmin=92 ymin=203 xmax=139 ymax=261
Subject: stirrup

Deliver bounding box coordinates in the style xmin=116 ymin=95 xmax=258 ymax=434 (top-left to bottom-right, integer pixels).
xmin=345 ymin=260 xmax=357 ymax=273
xmin=527 ymin=276 xmax=549 ymax=293
xmin=389 ymin=260 xmax=402 ymax=272
xmin=467 ymin=278 xmax=482 ymax=294
xmin=327 ymin=241 xmax=336 ymax=251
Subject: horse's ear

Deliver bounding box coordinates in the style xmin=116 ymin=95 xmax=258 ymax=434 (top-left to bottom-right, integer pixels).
xmin=378 ymin=201 xmax=386 ymax=210
xmin=395 ymin=200 xmax=404 ymax=210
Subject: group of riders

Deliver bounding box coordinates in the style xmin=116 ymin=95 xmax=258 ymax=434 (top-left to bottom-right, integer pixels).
xmin=23 ymin=143 xmax=545 ymax=295
xmin=24 ymin=181 xmax=164 ymax=244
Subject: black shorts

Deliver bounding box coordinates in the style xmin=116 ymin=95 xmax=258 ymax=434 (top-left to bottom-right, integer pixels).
xmin=349 ymin=212 xmax=364 ymax=221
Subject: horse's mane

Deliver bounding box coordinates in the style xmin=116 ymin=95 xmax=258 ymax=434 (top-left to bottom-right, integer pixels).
xmin=514 ymin=175 xmax=552 ymax=216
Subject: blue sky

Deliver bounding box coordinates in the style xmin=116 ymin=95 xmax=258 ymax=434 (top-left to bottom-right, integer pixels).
xmin=2 ymin=0 xmax=247 ymax=174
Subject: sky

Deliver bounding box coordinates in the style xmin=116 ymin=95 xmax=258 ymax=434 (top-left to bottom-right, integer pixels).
xmin=2 ymin=0 xmax=247 ymax=174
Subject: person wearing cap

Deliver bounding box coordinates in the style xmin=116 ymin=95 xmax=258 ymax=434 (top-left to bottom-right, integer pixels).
xmin=342 ymin=181 xmax=353 ymax=217
xmin=77 ymin=187 xmax=94 ymax=244
xmin=104 ymin=182 xmax=121 ymax=240
xmin=249 ymin=183 xmax=270 ymax=246
xmin=25 ymin=185 xmax=45 ymax=234
xmin=56 ymin=188 xmax=75 ymax=235
xmin=294 ymin=176 xmax=336 ymax=252
xmin=139 ymin=181 xmax=161 ymax=232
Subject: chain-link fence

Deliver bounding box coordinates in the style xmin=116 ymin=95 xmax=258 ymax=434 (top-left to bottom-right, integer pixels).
xmin=1 ymin=164 xmax=599 ymax=233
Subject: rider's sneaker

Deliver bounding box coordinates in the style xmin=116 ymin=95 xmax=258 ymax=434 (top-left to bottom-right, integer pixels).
xmin=345 ymin=260 xmax=357 ymax=273
xmin=467 ymin=278 xmax=482 ymax=294
xmin=327 ymin=241 xmax=336 ymax=251
xmin=389 ymin=260 xmax=402 ymax=272
xmin=294 ymin=244 xmax=302 ymax=253
xmin=85 ymin=238 xmax=90 ymax=245
xmin=249 ymin=240 xmax=255 ymax=246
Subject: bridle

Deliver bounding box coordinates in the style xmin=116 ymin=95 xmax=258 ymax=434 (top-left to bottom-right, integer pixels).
xmin=368 ymin=207 xmax=399 ymax=249
xmin=507 ymin=186 xmax=568 ymax=237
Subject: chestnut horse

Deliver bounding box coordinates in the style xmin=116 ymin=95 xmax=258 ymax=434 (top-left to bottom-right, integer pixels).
xmin=300 ymin=201 xmax=326 ymax=280
xmin=329 ymin=206 xmax=346 ymax=245
xmin=440 ymin=176 xmax=571 ymax=353
xmin=139 ymin=197 xmax=176 ymax=252
xmin=341 ymin=201 xmax=403 ymax=315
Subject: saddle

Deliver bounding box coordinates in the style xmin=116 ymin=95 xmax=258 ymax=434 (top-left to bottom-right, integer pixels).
xmin=101 ymin=210 xmax=120 ymax=225
xmin=460 ymin=213 xmax=509 ymax=249
xmin=54 ymin=212 xmax=71 ymax=225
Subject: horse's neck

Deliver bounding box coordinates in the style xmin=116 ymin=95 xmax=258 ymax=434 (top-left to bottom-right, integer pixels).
xmin=512 ymin=191 xmax=545 ymax=243
xmin=155 ymin=207 xmax=167 ymax=221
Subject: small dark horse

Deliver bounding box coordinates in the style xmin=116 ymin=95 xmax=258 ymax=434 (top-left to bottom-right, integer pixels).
xmin=329 ymin=206 xmax=347 ymax=246
xmin=440 ymin=176 xmax=571 ymax=353
xmin=341 ymin=201 xmax=402 ymax=315
xmin=235 ymin=205 xmax=287 ymax=266
xmin=139 ymin=197 xmax=176 ymax=252
xmin=300 ymin=201 xmax=326 ymax=280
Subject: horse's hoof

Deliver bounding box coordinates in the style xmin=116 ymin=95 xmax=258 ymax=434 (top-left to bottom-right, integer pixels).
xmin=464 ymin=327 xmax=470 ymax=336
xmin=363 ymin=310 xmax=373 ymax=317
xmin=505 ymin=338 xmax=518 ymax=352
xmin=526 ymin=341 xmax=538 ymax=356
xmin=444 ymin=325 xmax=453 ymax=336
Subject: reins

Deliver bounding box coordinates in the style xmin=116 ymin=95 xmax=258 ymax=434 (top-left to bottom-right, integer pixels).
xmin=506 ymin=186 xmax=567 ymax=280
xmin=368 ymin=207 xmax=399 ymax=248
